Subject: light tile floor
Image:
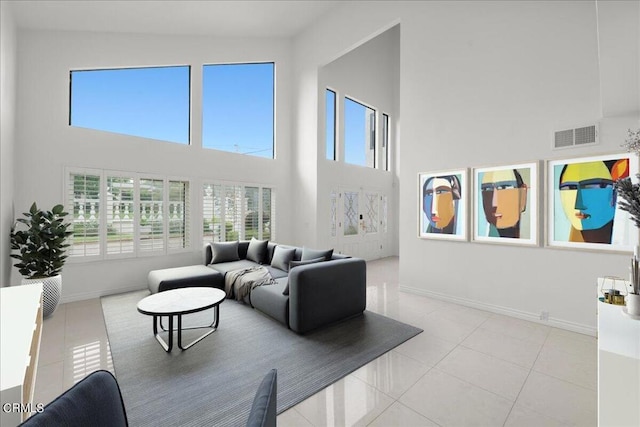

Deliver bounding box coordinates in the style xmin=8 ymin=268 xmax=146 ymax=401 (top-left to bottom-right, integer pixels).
xmin=34 ymin=257 xmax=597 ymax=426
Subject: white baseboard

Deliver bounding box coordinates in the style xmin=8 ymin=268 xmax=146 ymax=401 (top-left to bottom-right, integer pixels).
xmin=399 ymin=285 xmax=596 ymax=337
xmin=60 ymin=284 xmax=146 ymax=304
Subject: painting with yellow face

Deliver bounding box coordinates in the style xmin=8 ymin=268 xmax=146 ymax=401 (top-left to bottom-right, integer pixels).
xmin=548 ymin=153 xmax=638 ymax=251
xmin=473 ymin=163 xmax=537 ymax=245
xmin=419 ymin=169 xmax=468 ymax=241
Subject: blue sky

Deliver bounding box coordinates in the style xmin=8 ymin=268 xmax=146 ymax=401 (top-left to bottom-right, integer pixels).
xmin=70 ymin=63 xmax=274 ymax=158
xmin=344 ymin=98 xmax=373 ymax=167
xmin=202 ymin=63 xmax=274 ymax=158
xmin=70 ymin=66 xmax=190 ymax=144
xmin=70 ymin=63 xmax=372 ymax=163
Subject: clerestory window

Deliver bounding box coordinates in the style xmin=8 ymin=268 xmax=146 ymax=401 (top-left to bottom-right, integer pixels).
xmin=202 ymin=63 xmax=275 ymax=158
xmin=69 ymin=66 xmax=190 ymax=144
xmin=344 ymin=97 xmax=376 ymax=168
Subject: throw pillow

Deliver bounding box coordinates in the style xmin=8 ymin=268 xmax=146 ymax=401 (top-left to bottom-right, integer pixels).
xmin=246 ymin=237 xmax=268 ymax=264
xmin=210 ymin=241 xmax=240 ymax=264
xmin=283 ymin=257 xmax=326 ymax=295
xmin=270 ymin=246 xmax=296 ymax=272
xmin=301 ymin=247 xmax=334 ymax=261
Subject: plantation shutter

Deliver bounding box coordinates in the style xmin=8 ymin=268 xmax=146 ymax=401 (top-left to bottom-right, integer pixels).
xmin=106 ymin=175 xmax=135 ymax=256
xmin=139 ymin=178 xmax=164 ymax=253
xmin=67 ymin=171 xmax=101 ymax=257
xmin=224 ymin=185 xmax=243 ymax=241
xmin=244 ymin=187 xmax=259 ymax=240
xmin=262 ymin=188 xmax=273 ymax=240
xmin=168 ymin=180 xmax=189 ymax=250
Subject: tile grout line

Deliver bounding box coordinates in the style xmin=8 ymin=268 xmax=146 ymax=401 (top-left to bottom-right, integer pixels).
xmin=501 ymin=325 xmax=562 ymax=427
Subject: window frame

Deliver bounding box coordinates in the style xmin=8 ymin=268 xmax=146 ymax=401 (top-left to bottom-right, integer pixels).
xmin=201 ymin=180 xmax=276 ymax=244
xmin=382 ymin=112 xmax=390 ymax=172
xmin=343 ymin=95 xmax=377 ymax=169
xmin=325 ymin=88 xmax=337 ymax=161
xmin=201 ymin=62 xmax=276 ymax=159
xmin=69 ymin=65 xmax=192 ymax=145
xmin=65 ymin=167 xmax=192 ymax=262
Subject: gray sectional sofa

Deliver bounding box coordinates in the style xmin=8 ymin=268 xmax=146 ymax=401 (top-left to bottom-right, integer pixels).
xmin=204 ymin=239 xmax=367 ymax=333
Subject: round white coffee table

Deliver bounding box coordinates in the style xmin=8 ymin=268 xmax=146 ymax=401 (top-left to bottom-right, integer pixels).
xmin=137 ymin=287 xmax=225 ymax=352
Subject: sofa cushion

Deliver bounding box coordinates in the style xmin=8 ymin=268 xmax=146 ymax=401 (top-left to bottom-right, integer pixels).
xmin=301 ymin=247 xmax=333 ymax=261
xmin=210 ymin=241 xmax=241 ymax=264
xmin=148 ymin=265 xmax=224 ymax=294
xmin=247 ymin=238 xmax=268 ymax=264
xmin=264 ymin=266 xmax=288 ymax=280
xmin=209 ymin=260 xmax=259 ymax=276
xmin=282 ymin=257 xmax=326 ymax=295
xmin=270 ymin=246 xmax=296 ymax=272
xmin=250 ymin=278 xmax=289 ymax=326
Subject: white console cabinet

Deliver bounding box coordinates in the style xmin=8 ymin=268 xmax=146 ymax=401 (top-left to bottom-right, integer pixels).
xmin=598 ymin=281 xmax=640 ymax=427
xmin=0 ymin=284 xmax=43 ymax=426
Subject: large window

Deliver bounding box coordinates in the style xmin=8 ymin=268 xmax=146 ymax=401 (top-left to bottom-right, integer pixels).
xmin=203 ymin=182 xmax=274 ymax=242
xmin=70 ymin=66 xmax=190 ymax=144
xmin=202 ymin=63 xmax=274 ymax=158
xmin=344 ymin=97 xmax=376 ymax=168
xmin=67 ymin=169 xmax=190 ymax=259
xmin=326 ymin=89 xmax=336 ymax=160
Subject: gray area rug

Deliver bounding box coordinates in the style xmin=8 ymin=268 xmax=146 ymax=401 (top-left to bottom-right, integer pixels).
xmin=101 ymin=290 xmax=422 ymax=427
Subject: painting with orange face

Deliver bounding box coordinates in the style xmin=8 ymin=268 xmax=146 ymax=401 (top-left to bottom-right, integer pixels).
xmin=547 ymin=153 xmax=639 ymax=251
xmin=419 ymin=169 xmax=468 ymax=241
xmin=473 ymin=163 xmax=538 ymax=246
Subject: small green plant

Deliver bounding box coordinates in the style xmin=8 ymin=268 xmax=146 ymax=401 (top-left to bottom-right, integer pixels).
xmin=10 ymin=202 xmax=73 ymax=279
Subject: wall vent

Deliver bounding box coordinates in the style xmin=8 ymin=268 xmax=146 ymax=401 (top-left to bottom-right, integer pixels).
xmin=553 ymin=124 xmax=599 ymax=149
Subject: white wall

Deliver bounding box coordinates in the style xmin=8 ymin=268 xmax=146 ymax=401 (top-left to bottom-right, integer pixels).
xmin=316 ymin=25 xmax=400 ymax=257
xmin=0 ymin=2 xmax=17 ymax=288
xmin=597 ymin=0 xmax=640 ymax=117
xmin=291 ymin=2 xmax=401 ymax=250
xmin=294 ymin=1 xmax=640 ymax=335
xmin=14 ymin=30 xmax=294 ymax=301
xmin=397 ymin=1 xmax=638 ymax=336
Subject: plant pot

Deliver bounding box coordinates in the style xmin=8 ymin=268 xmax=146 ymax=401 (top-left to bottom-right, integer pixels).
xmin=626 ymin=293 xmax=640 ymax=316
xmin=22 ymin=274 xmax=62 ymax=317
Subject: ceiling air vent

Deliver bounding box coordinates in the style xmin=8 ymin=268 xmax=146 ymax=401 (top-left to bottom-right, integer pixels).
xmin=553 ymin=124 xmax=599 ymax=150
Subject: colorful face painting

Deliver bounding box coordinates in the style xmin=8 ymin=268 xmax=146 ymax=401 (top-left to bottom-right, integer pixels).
xmin=419 ymin=170 xmax=467 ymax=241
xmin=548 ymin=153 xmax=638 ymax=251
xmin=423 ymin=175 xmax=459 ymax=233
xmin=558 ymin=159 xmax=627 ymax=243
xmin=473 ymin=163 xmax=537 ymax=245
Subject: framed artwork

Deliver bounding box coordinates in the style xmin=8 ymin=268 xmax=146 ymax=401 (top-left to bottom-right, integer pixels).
xmin=473 ymin=162 xmax=538 ymax=246
xmin=546 ymin=152 xmax=639 ymax=252
xmin=418 ymin=169 xmax=468 ymax=241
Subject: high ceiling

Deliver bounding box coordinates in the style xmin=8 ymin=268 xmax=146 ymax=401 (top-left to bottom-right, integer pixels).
xmin=7 ymin=0 xmax=342 ymax=38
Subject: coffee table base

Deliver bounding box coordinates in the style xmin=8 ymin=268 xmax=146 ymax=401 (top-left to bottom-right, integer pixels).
xmin=152 ymin=305 xmax=220 ymax=352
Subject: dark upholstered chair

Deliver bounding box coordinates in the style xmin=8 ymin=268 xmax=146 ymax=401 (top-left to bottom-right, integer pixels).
xmin=246 ymin=369 xmax=278 ymax=427
xmin=20 ymin=370 xmax=127 ymax=427
xmin=20 ymin=368 xmax=277 ymax=427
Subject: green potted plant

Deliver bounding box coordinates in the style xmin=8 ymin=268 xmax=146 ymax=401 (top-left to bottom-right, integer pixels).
xmin=10 ymin=202 xmax=73 ymax=317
